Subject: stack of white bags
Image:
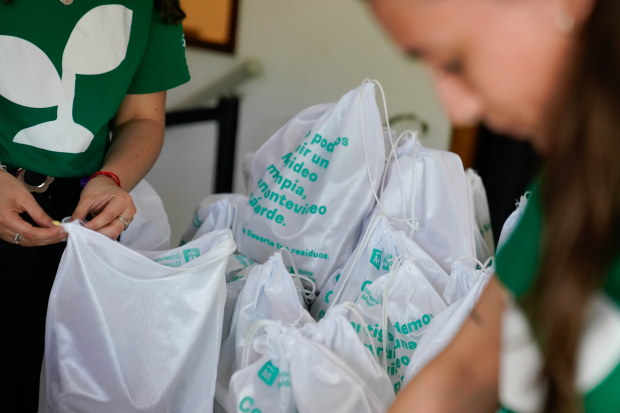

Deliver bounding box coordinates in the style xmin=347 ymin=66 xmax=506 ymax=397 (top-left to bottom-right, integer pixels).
xmin=42 ymin=79 xmax=524 ymax=413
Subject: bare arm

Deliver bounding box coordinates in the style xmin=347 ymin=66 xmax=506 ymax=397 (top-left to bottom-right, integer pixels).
xmin=388 ymin=276 xmax=507 ymax=413
xmin=101 ymin=91 xmax=167 ymax=192
xmin=71 ymin=91 xmax=166 ymax=239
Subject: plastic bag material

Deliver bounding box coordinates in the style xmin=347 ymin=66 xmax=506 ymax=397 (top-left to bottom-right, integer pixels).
xmin=465 ymin=168 xmax=495 ymax=261
xmin=120 ymin=180 xmax=171 ymax=251
xmin=214 ymin=252 xmax=315 ymax=407
xmin=299 ymin=304 xmax=394 ymax=407
xmin=179 ymin=194 xmax=247 ymax=246
xmin=351 ymin=257 xmax=448 ymax=393
xmin=441 ymin=257 xmax=495 ymax=306
xmin=228 ymin=321 xmax=388 ymax=413
xmin=42 ymin=223 xmax=235 ymax=413
xmin=377 ymin=137 xmax=476 ymax=273
xmin=225 ymin=254 xmax=257 ymax=282
xmin=310 ymin=213 xmax=399 ymax=320
xmin=235 ymin=81 xmax=386 ymax=292
xmin=242 ymin=152 xmax=256 ymax=195
xmin=402 ymin=265 xmax=494 ymax=385
xmin=312 ymin=211 xmax=449 ymax=320
xmin=497 ymin=192 xmax=530 ymax=252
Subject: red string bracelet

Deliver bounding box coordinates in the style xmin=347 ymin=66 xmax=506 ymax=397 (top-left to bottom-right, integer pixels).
xmin=89 ymin=171 xmax=121 ymax=188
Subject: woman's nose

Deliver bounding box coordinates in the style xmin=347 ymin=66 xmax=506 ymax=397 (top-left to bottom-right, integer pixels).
xmin=432 ymin=73 xmax=484 ymax=126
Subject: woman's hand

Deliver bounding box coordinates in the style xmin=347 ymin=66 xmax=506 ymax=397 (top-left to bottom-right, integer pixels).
xmin=70 ymin=175 xmax=136 ymax=240
xmin=0 ymin=171 xmax=66 ymax=246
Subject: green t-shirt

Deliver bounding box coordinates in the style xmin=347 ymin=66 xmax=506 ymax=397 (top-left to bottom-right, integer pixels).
xmin=496 ymin=183 xmax=620 ymax=413
xmin=0 ymin=0 xmax=190 ymax=178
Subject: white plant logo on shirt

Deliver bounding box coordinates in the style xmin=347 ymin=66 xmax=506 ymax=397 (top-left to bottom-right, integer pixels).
xmin=0 ymin=5 xmax=133 ymax=154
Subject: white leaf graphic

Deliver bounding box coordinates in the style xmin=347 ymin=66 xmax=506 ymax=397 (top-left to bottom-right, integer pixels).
xmin=0 ymin=35 xmax=62 ymax=108
xmin=63 ymin=5 xmax=133 ymax=75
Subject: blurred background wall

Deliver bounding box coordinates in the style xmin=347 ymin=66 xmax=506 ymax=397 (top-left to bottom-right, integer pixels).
xmin=146 ymin=0 xmax=451 ymax=244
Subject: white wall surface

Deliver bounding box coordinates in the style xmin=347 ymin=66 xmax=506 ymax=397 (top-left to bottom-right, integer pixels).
xmin=147 ymin=0 xmax=450 ymax=245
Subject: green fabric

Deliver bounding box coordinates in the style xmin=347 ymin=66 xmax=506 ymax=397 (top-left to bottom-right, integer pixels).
xmin=495 ymin=180 xmax=620 ymax=412
xmin=585 ymin=361 xmax=620 ymax=413
xmin=0 ymin=0 xmax=190 ymax=178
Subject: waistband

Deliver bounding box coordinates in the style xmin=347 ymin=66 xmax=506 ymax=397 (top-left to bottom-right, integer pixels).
xmin=5 ymin=167 xmax=86 ymax=189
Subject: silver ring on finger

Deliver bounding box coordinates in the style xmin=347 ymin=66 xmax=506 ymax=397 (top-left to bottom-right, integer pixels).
xmin=117 ymin=216 xmax=130 ymax=232
xmin=13 ymin=233 xmax=22 ymax=244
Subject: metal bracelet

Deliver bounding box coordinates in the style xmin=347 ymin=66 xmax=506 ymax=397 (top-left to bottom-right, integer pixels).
xmin=0 ymin=161 xmax=6 ymax=172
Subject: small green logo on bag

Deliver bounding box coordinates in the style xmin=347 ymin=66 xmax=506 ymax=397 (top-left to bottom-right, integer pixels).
xmin=258 ymin=360 xmax=279 ymax=386
xmin=183 ymin=248 xmax=201 ymax=263
xmin=370 ymin=249 xmax=382 ymax=270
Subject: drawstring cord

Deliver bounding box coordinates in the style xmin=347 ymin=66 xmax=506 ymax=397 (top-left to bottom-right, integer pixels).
xmin=241 ymin=320 xmax=277 ymax=369
xmin=280 ymin=248 xmax=317 ymax=306
xmin=328 ymin=210 xmax=384 ymax=309
xmin=360 ymin=79 xmax=419 ymax=237
xmin=341 ymin=302 xmax=380 ymax=364
xmin=455 ymin=255 xmax=495 ymax=287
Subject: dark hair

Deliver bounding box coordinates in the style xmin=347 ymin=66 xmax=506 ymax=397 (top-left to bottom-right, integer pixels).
xmin=525 ymin=0 xmax=620 ymax=411
xmin=3 ymin=0 xmax=186 ymax=25
xmin=155 ymin=0 xmax=186 ymax=25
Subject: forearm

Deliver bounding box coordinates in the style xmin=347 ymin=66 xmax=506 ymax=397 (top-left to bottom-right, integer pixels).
xmin=388 ymin=277 xmax=506 ymax=413
xmin=102 ymin=118 xmax=164 ymax=192
xmin=389 ymin=350 xmax=499 ymax=413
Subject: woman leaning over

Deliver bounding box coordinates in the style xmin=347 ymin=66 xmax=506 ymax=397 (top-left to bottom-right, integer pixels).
xmin=370 ymin=0 xmax=620 ymax=412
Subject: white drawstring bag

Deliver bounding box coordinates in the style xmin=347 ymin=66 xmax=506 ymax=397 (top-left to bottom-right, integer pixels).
xmin=225 ymin=254 xmax=257 ymax=282
xmin=465 ymin=169 xmax=495 ymax=261
xmin=442 ymin=257 xmax=495 ymax=306
xmin=310 ymin=212 xmax=400 ymax=320
xmin=299 ymin=303 xmax=394 ymax=407
xmin=120 ymin=180 xmax=171 ymax=251
xmin=351 ymin=257 xmax=448 ymax=393
xmin=216 ymin=258 xmax=258 ymax=413
xmin=215 ymin=252 xmax=315 ymax=407
xmin=377 ymin=136 xmax=476 ymax=273
xmin=497 ymin=192 xmax=530 ymax=252
xmin=234 ymin=80 xmax=386 ymax=292
xmin=228 ymin=321 xmax=388 ymax=413
xmin=42 ymin=223 xmax=235 ymax=413
xmin=242 ymin=152 xmax=256 ymax=195
xmin=179 ymin=194 xmax=247 ymax=246
xmin=402 ymin=264 xmax=494 ymax=384
xmin=312 ymin=211 xmax=449 ymax=320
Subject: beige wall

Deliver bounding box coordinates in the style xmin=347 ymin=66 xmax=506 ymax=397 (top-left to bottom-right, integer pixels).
xmin=147 ymin=0 xmax=450 ymax=244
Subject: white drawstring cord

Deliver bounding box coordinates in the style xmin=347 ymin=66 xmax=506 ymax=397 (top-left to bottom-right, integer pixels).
xmin=241 ymin=320 xmax=277 ymax=368
xmin=379 ymin=129 xmax=421 ymax=239
xmin=280 ymin=248 xmax=317 ymax=306
xmin=517 ymin=192 xmax=532 ymax=209
xmin=380 ymin=129 xmax=413 ymax=196
xmin=328 ymin=210 xmax=384 ymax=309
xmin=455 ymin=255 xmax=495 ymax=287
xmin=380 ymin=255 xmax=407 ymax=369
xmin=360 ymin=80 xmax=419 ymax=236
xmin=341 ymin=302 xmax=380 ymax=364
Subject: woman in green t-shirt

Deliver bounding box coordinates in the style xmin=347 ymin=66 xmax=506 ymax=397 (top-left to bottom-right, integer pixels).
xmin=368 ymin=0 xmax=620 ymax=412
xmin=0 ymin=0 xmax=190 ymax=410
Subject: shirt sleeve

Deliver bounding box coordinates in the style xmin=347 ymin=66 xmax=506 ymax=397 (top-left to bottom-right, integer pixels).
xmin=127 ymin=9 xmax=191 ymax=94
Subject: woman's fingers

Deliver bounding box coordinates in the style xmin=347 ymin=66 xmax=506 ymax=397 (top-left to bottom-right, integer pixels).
xmin=69 ymin=177 xmax=136 ymax=240
xmin=1 ymin=214 xmax=65 ymax=246
xmin=20 ymin=193 xmax=56 ymax=228
xmin=85 ymin=195 xmax=130 ymax=232
xmin=96 ymin=216 xmax=127 ymax=240
xmin=70 ymin=194 xmax=95 ymax=223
